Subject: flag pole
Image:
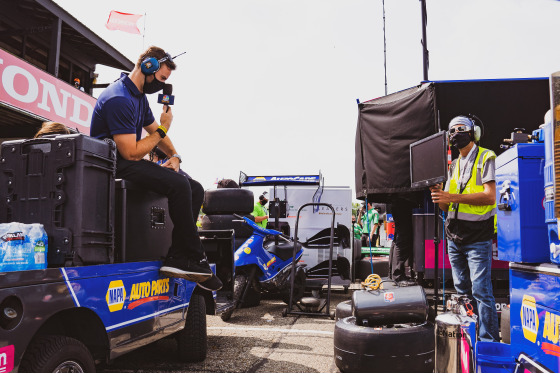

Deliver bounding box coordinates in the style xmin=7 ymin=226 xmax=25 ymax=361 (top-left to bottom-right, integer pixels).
xmin=142 ymin=12 xmax=146 ymax=50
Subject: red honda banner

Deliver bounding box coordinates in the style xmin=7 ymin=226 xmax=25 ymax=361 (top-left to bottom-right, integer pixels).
xmin=105 ymin=11 xmax=143 ymax=35
xmin=0 ymin=48 xmax=97 ymax=134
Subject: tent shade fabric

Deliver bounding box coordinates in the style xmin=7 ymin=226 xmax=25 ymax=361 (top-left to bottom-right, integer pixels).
xmin=355 ymin=83 xmax=437 ymax=201
xmin=355 ymin=78 xmax=550 ymax=202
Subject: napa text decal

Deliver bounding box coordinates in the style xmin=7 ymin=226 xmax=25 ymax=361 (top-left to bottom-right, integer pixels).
xmin=128 ymin=278 xmax=170 ymax=310
xmin=542 ymin=311 xmax=560 ymax=357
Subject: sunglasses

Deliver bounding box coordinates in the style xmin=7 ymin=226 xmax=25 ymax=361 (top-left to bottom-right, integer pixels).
xmin=448 ymin=125 xmax=471 ymax=136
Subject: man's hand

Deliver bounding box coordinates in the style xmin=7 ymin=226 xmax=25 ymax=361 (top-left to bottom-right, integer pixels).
xmin=161 ymin=156 xmax=180 ymax=172
xmin=160 ymin=106 xmax=173 ymax=131
xmin=430 ymin=184 xmax=453 ymax=204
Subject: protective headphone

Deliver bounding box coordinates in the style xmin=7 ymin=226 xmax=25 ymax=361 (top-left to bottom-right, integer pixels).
xmin=466 ymin=113 xmax=483 ymax=142
xmin=140 ymin=53 xmax=172 ymax=75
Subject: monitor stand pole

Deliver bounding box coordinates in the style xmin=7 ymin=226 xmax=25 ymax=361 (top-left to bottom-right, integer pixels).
xmin=433 ymin=203 xmax=440 ymax=316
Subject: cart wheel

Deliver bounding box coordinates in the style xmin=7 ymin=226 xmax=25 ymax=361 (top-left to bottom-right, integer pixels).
xmin=177 ymin=293 xmax=207 ymax=362
xmin=19 ymin=335 xmax=95 ymax=373
xmin=330 ymin=309 xmax=336 ymax=320
xmin=344 ymin=286 xmax=349 ymax=294
xmin=311 ymin=289 xmax=322 ymax=299
xmin=221 ymin=274 xmax=248 ymax=322
xmin=282 ymin=308 xmax=288 ymax=317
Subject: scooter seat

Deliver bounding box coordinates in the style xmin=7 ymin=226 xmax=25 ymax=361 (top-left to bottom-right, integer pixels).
xmin=264 ymin=241 xmax=301 ymax=261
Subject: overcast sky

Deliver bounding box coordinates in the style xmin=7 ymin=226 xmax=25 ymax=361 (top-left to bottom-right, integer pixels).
xmin=53 ymin=0 xmax=560 ymax=200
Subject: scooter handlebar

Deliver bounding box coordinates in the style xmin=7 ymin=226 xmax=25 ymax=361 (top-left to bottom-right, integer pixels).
xmin=233 ymin=213 xmax=245 ymax=220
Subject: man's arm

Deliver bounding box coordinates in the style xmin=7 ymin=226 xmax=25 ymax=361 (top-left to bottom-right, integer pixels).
xmin=430 ymin=181 xmax=496 ymax=207
xmin=144 ymin=122 xmax=180 ymax=172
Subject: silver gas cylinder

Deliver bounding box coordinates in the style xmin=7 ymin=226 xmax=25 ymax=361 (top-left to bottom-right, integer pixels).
xmin=435 ymin=294 xmax=478 ymax=373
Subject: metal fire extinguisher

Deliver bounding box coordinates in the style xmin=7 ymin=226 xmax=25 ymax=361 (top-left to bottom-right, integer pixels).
xmin=435 ymin=294 xmax=478 ymax=373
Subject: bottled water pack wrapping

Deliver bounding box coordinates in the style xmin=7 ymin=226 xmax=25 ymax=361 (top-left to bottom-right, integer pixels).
xmin=0 ymin=222 xmax=48 ymax=272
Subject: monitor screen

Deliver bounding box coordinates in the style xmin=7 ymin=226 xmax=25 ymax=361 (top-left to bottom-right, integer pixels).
xmin=410 ymin=131 xmax=448 ymax=188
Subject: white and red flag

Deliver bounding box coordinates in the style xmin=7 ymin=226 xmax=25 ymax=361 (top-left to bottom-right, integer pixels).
xmin=105 ymin=11 xmax=143 ymax=34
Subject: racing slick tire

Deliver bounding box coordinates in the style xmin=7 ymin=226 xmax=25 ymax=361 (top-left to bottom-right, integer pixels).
xmin=202 ymin=189 xmax=254 ymax=215
xmin=355 ymin=256 xmax=389 ymax=280
xmin=221 ymin=274 xmax=248 ymax=321
xmin=177 ymin=293 xmax=207 ymax=362
xmin=335 ymin=300 xmax=353 ymax=321
xmin=334 ymin=317 xmax=434 ymax=373
xmin=19 ymin=335 xmax=96 ymax=373
xmin=201 ymin=214 xmax=255 ymax=237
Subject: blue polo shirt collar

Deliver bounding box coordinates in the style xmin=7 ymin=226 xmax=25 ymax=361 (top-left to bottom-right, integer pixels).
xmin=120 ymin=72 xmax=143 ymax=97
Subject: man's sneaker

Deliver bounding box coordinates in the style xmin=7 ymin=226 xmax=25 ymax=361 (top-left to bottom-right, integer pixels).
xmin=160 ymin=257 xmax=212 ymax=282
xmin=198 ymin=273 xmax=223 ymax=291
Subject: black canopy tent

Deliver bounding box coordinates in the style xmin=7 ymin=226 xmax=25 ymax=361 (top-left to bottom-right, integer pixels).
xmin=355 ymin=78 xmax=550 ymax=202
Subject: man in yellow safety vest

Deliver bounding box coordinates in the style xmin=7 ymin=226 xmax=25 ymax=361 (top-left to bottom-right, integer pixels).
xmin=430 ymin=114 xmax=499 ymax=342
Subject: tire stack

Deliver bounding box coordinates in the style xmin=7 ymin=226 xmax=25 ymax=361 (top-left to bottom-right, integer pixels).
xmin=334 ymin=285 xmax=435 ymax=372
xmin=201 ymin=188 xmax=255 ymax=250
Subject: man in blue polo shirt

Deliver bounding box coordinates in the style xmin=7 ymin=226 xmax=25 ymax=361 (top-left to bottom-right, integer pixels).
xmin=90 ymin=46 xmax=221 ymax=291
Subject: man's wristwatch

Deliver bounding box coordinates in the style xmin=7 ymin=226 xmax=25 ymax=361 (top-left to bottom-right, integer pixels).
xmin=171 ymin=154 xmax=182 ymax=163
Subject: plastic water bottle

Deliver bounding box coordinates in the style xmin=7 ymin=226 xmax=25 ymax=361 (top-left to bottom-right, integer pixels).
xmin=0 ymin=223 xmax=48 ymax=272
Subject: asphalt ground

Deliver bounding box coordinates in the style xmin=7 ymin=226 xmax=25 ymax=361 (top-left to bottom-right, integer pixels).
xmin=104 ymin=288 xmax=352 ymax=373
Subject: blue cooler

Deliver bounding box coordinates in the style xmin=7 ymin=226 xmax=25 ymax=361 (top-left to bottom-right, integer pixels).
xmin=496 ymin=142 xmax=549 ymax=263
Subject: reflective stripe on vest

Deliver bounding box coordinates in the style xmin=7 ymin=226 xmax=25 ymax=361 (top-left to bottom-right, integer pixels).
xmin=448 ymin=146 xmax=496 ymax=222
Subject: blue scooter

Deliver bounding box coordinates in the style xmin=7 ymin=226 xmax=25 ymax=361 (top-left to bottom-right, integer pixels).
xmin=221 ymin=214 xmax=307 ymax=321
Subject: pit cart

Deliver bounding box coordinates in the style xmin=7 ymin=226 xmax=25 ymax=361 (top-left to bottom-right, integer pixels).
xmin=0 ymin=134 xmax=234 ymax=372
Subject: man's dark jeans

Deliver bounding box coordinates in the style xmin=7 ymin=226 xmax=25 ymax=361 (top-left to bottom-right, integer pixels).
xmin=116 ymin=157 xmax=205 ymax=261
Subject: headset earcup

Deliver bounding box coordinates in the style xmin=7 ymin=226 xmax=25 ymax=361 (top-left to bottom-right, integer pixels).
xmin=473 ymin=125 xmax=481 ymax=142
xmin=141 ymin=57 xmax=160 ymax=75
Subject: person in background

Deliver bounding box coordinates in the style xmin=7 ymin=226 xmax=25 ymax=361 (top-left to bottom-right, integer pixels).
xmin=430 ymin=114 xmax=499 ymax=342
xmin=74 ymin=78 xmax=85 ymax=92
xmin=361 ymin=202 xmax=379 ymax=247
xmin=217 ymin=178 xmax=240 ymax=188
xmin=34 ymin=121 xmax=70 ymax=138
xmin=252 ymin=192 xmax=269 ymax=229
xmin=352 ymin=215 xmax=362 ymax=240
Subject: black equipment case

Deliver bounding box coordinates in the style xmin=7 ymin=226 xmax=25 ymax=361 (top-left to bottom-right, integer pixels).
xmin=0 ymin=134 xmax=116 ymax=266
xmin=114 ymin=179 xmax=172 ymax=262
xmin=352 ymin=285 xmax=428 ymax=326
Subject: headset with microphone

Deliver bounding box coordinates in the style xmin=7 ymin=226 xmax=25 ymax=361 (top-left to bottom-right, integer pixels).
xmin=140 ymin=51 xmax=186 ymax=75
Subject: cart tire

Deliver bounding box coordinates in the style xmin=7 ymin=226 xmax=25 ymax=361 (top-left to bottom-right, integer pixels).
xmin=221 ymin=274 xmax=248 ymax=321
xmin=240 ymin=282 xmax=261 ymax=308
xmin=334 ymin=317 xmax=434 ymax=373
xmin=501 ymin=304 xmax=510 ymax=344
xmin=177 ymin=293 xmax=207 ymax=362
xmin=335 ymin=300 xmax=353 ymax=321
xmin=202 ymin=189 xmax=254 ymax=214
xmin=282 ymin=268 xmax=306 ymax=305
xmin=19 ymin=335 xmax=96 ymax=373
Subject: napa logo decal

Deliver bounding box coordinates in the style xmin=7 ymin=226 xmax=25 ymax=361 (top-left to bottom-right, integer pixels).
xmin=521 ymin=294 xmax=539 ymax=343
xmin=106 ymin=280 xmax=126 ymax=312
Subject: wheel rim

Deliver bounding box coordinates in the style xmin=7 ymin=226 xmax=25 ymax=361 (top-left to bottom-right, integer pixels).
xmin=52 ymin=360 xmax=84 ymax=373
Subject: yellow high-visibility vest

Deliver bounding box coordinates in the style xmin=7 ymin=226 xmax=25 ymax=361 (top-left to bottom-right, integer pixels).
xmin=448 ymin=146 xmax=497 ymax=232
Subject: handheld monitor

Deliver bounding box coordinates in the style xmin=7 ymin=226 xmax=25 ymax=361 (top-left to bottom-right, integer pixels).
xmin=410 ymin=130 xmax=448 ymax=188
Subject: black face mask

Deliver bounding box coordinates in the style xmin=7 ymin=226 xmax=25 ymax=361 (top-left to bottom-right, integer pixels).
xmin=450 ymin=132 xmax=472 ymax=150
xmin=261 ymin=199 xmax=268 ymax=205
xmin=143 ymin=74 xmax=165 ymax=94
